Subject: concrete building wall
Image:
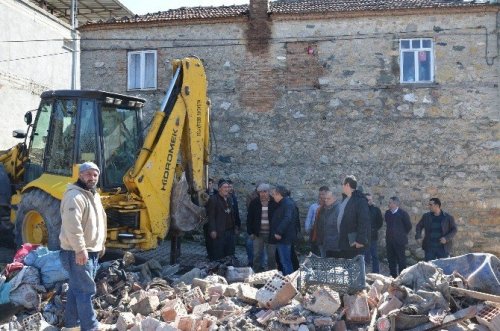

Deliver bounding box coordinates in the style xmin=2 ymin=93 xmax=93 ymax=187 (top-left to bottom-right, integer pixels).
xmin=0 ymin=0 xmax=78 ymax=149
xmin=80 ymin=8 xmax=499 ymax=258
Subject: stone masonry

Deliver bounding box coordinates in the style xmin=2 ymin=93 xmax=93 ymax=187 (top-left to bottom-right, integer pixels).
xmin=79 ymin=2 xmax=499 ymax=257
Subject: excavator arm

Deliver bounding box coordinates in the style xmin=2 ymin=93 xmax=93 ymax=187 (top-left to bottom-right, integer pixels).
xmin=123 ymin=57 xmax=210 ymax=240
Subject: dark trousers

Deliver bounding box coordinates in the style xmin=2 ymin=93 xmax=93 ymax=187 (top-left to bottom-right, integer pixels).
xmin=326 ymin=250 xmax=359 ymax=259
xmin=364 ymin=240 xmax=380 ymax=273
xmin=208 ymin=229 xmax=235 ymax=261
xmin=310 ymin=241 xmax=321 ymax=256
xmin=424 ymin=245 xmax=449 ymax=261
xmin=386 ymin=241 xmax=407 ymax=278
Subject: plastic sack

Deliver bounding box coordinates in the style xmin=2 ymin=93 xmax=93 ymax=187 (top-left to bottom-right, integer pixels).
xmin=431 ymin=253 xmax=500 ymax=295
xmin=24 ymin=247 xmax=69 ymax=288
xmin=170 ymin=173 xmax=206 ymax=231
xmin=8 ymin=266 xmax=45 ymax=309
xmin=13 ymin=243 xmax=40 ymax=263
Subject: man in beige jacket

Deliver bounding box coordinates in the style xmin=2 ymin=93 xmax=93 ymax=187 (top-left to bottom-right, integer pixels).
xmin=59 ymin=162 xmax=107 ymax=331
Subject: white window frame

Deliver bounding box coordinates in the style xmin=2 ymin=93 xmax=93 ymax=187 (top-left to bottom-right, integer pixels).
xmin=127 ymin=50 xmax=157 ymax=90
xmin=399 ymin=38 xmax=434 ymax=84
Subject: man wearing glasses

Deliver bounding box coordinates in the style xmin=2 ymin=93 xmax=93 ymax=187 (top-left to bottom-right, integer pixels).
xmin=415 ymin=198 xmax=457 ymax=261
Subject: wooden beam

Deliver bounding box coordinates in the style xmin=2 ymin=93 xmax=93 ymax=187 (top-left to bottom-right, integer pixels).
xmin=406 ymin=305 xmax=478 ymax=331
xmin=450 ymin=287 xmax=500 ymax=304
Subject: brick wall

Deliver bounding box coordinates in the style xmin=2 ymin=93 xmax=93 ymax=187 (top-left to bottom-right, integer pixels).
xmin=80 ymin=10 xmax=500 ymax=258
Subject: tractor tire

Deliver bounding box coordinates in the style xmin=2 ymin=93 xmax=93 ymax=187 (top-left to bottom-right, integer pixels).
xmin=15 ymin=189 xmax=61 ymax=250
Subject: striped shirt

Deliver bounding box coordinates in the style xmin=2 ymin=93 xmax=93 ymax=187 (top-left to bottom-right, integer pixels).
xmin=260 ymin=206 xmax=270 ymax=236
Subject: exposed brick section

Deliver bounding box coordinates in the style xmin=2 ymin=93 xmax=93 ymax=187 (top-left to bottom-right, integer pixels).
xmin=285 ymin=42 xmax=324 ymax=89
xmin=476 ymin=303 xmax=500 ymax=331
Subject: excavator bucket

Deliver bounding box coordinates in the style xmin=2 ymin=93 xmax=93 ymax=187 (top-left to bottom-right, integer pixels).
xmin=170 ymin=173 xmax=206 ymax=231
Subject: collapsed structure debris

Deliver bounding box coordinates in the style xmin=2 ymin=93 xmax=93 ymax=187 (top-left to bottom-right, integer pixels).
xmin=1 ymin=249 xmax=499 ymax=331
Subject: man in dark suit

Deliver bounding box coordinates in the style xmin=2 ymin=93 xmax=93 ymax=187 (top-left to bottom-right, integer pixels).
xmin=385 ymin=196 xmax=412 ymax=278
xmin=327 ymin=175 xmax=370 ymax=259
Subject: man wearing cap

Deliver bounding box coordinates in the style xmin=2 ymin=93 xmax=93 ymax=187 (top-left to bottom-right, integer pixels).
xmin=59 ymin=162 xmax=107 ymax=331
xmin=247 ymin=183 xmax=278 ymax=271
xmin=206 ymin=179 xmax=240 ymax=261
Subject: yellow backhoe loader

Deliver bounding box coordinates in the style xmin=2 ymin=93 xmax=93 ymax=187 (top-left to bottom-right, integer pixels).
xmin=0 ymin=57 xmax=210 ymax=260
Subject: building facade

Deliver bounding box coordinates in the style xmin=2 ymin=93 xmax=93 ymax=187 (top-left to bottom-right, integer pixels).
xmin=79 ymin=0 xmax=500 ymax=258
xmin=0 ymin=0 xmax=78 ymax=149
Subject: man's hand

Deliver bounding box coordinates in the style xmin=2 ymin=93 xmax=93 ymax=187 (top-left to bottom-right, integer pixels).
xmin=352 ymin=241 xmax=364 ymax=249
xmin=440 ymin=237 xmax=447 ymax=244
xmin=99 ymin=247 xmax=106 ymax=259
xmin=250 ymin=234 xmax=255 ymax=240
xmin=416 ymin=238 xmax=423 ymax=245
xmin=210 ymin=231 xmax=217 ymax=239
xmin=76 ymin=249 xmax=88 ymax=265
xmin=274 ymin=234 xmax=282 ymax=240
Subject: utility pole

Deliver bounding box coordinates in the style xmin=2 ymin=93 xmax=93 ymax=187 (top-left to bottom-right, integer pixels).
xmin=70 ymin=0 xmax=78 ymax=89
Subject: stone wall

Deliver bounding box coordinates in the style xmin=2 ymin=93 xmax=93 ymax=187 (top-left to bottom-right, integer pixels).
xmin=80 ymin=9 xmax=499 ymax=257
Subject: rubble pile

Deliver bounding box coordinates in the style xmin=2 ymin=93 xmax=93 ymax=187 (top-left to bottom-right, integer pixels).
xmin=1 ymin=248 xmax=499 ymax=331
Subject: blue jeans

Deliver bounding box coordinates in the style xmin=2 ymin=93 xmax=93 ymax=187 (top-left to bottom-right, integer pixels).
xmin=60 ymin=250 xmax=99 ymax=331
xmin=246 ymin=236 xmax=254 ymax=267
xmin=364 ymin=240 xmax=380 ymax=273
xmin=276 ymin=244 xmax=293 ymax=276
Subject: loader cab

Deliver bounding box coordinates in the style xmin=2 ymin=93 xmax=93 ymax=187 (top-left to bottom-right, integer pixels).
xmin=25 ymin=90 xmax=145 ymax=189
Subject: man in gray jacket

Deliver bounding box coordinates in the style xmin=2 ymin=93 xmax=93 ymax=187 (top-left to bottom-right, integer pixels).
xmin=315 ymin=191 xmax=340 ymax=257
xmin=59 ymin=162 xmax=107 ymax=331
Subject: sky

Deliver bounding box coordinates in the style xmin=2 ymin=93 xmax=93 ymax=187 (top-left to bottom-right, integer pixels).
xmin=119 ymin=0 xmax=249 ymax=14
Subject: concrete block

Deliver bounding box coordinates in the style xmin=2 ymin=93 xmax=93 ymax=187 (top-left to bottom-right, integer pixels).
xmin=245 ymin=270 xmax=278 ymax=286
xmin=378 ymin=295 xmax=403 ymax=316
xmin=116 ymin=312 xmax=136 ymax=331
xmin=303 ymin=287 xmax=341 ymax=316
xmin=343 ymin=294 xmax=370 ymax=323
xmin=141 ymin=316 xmax=161 ymax=331
xmin=237 ymin=283 xmax=258 ymax=305
xmin=131 ymin=295 xmax=160 ymax=316
xmin=192 ymin=278 xmax=211 ymax=293
xmin=226 ymin=266 xmax=254 ymax=283
xmin=476 ymin=303 xmax=500 ymax=331
xmin=223 ymin=283 xmax=240 ymax=297
xmin=192 ymin=303 xmax=211 ymax=316
xmin=155 ymin=322 xmax=177 ymax=331
xmin=256 ymin=273 xmax=297 ymax=309
xmin=206 ymin=284 xmax=226 ymax=297
xmin=160 ymin=298 xmax=187 ymax=322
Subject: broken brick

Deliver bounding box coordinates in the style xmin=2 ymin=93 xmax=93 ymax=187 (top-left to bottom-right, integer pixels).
xmin=476 ymin=303 xmax=500 ymax=331
xmin=131 ymin=295 xmax=160 ymax=316
xmin=256 ymin=273 xmax=297 ymax=309
xmin=192 ymin=303 xmax=211 ymax=316
xmin=116 ymin=312 xmax=136 ymax=331
xmin=378 ymin=295 xmax=403 ymax=316
xmin=237 ymin=283 xmax=258 ymax=305
xmin=303 ymin=286 xmax=341 ymax=316
xmin=344 ymin=293 xmax=370 ymax=323
xmin=160 ymin=298 xmax=187 ymax=322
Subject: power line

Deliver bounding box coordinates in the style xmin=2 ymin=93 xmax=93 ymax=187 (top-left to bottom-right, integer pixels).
xmin=0 ymin=51 xmax=69 ymax=63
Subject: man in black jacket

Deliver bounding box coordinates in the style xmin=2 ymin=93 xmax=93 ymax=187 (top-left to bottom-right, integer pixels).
xmin=415 ymin=198 xmax=457 ymax=261
xmin=270 ymin=185 xmax=297 ymax=275
xmin=247 ymin=183 xmax=278 ymax=271
xmin=364 ymin=193 xmax=384 ymax=273
xmin=328 ymin=175 xmax=369 ymax=259
xmin=206 ymin=180 xmax=240 ymax=261
xmin=385 ymin=196 xmax=412 ymax=278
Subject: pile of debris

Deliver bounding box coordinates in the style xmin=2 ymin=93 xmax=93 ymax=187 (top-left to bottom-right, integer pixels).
xmin=1 ymin=246 xmax=499 ymax=331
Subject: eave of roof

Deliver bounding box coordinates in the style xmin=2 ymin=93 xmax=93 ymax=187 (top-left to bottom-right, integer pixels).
xmin=79 ymin=0 xmax=498 ymax=30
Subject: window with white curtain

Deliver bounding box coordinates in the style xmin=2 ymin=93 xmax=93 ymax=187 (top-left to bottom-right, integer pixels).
xmin=400 ymin=39 xmax=434 ymax=83
xmin=127 ymin=50 xmax=157 ymax=90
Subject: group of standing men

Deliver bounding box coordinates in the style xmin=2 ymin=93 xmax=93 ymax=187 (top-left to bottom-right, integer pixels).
xmin=307 ymin=182 xmax=458 ymax=278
